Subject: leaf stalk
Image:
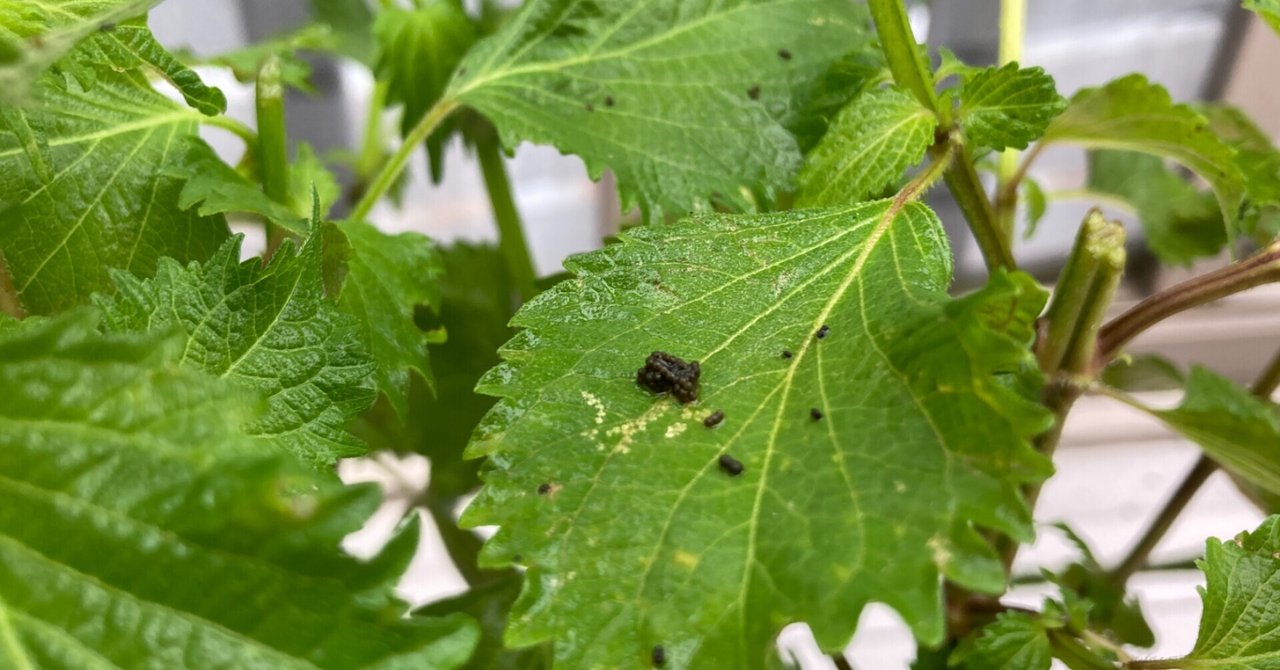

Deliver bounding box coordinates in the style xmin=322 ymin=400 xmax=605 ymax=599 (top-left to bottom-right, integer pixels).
xmin=351 ymin=98 xmax=460 ymax=221
xmin=477 ymin=139 xmax=540 ymax=302
xmin=255 ymin=55 xmax=291 ymax=255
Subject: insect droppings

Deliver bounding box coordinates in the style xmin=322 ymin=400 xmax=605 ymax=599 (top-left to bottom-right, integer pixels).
xmin=652 ymin=645 xmax=667 ymax=667
xmin=778 ymin=48 xmax=792 ymax=60
xmin=604 ymin=95 xmax=615 ymax=107
xmin=537 ymin=483 xmax=552 ymax=495
xmin=810 ymin=408 xmax=824 ymax=421
xmin=748 ymin=85 xmax=761 ymax=100
xmin=703 ymin=410 xmax=725 ymax=428
xmin=815 ymin=324 xmax=830 ymax=339
xmin=781 ymin=350 xmax=793 ymax=359
xmin=637 ymin=351 xmax=701 ymax=404
xmin=719 ymin=453 xmax=744 ymax=476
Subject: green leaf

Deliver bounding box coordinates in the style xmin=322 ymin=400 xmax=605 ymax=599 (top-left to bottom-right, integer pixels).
xmin=1041 ymin=74 xmax=1245 ymax=243
xmin=1099 ymin=354 xmax=1185 ymax=393
xmin=416 ymin=574 xmax=552 ymax=670
xmin=1201 ymin=103 xmax=1280 ymax=240
xmin=956 ymin=62 xmax=1065 ymax=152
xmin=94 ymin=235 xmax=376 ymax=468
xmin=950 ymin=612 xmax=1052 ymax=670
xmin=796 ymin=86 xmax=937 ymax=206
xmin=1186 ymin=515 xmax=1280 ymax=668
xmin=1022 ymin=175 xmax=1047 ymax=237
xmin=447 ymin=0 xmax=870 ymax=219
xmin=290 ymin=142 xmax=340 ymax=219
xmin=788 ymin=46 xmax=891 ymax=153
xmin=1087 ymin=150 xmax=1225 ymax=265
xmin=174 ymin=148 xmax=310 ymax=235
xmin=0 ymin=44 xmax=232 ymax=314
xmin=463 ymin=201 xmax=1053 ymax=666
xmin=329 ymin=220 xmax=443 ymax=421
xmin=203 ymin=23 xmax=335 ymax=92
xmin=1051 ymin=523 xmax=1156 ymax=648
xmin=1137 ymin=367 xmax=1280 ymax=499
xmin=0 ymin=311 xmax=479 ymax=669
xmin=0 ymin=0 xmax=160 ymax=99
xmin=1245 ymin=0 xmax=1280 ymax=35
xmin=375 ymin=0 xmax=477 ymax=182
xmin=309 ymin=0 xmax=377 ymax=65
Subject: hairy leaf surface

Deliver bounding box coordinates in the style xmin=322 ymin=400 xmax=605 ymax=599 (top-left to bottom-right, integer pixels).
xmin=95 ymin=235 xmax=376 ymax=467
xmin=447 ymin=0 xmax=870 ymax=219
xmin=951 ymin=612 xmax=1052 ymax=670
xmin=0 ymin=312 xmax=478 ymax=669
xmin=797 ymin=87 xmax=936 ymax=206
xmin=330 ymin=220 xmax=443 ymax=420
xmin=463 ymin=202 xmax=1053 ymax=667
xmin=0 ymin=43 xmax=232 ymax=314
xmin=1041 ymin=74 xmax=1244 ymax=241
xmin=956 ymin=62 xmax=1065 ymax=152
xmin=1187 ymin=515 xmax=1280 ymax=669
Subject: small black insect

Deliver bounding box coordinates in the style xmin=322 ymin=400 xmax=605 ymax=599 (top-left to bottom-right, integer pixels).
xmin=652 ymin=645 xmax=667 ymax=667
xmin=604 ymin=95 xmax=615 ymax=107
xmin=537 ymin=483 xmax=552 ymax=495
xmin=778 ymin=48 xmax=792 ymax=60
xmin=810 ymin=408 xmax=824 ymax=421
xmin=781 ymin=350 xmax=793 ymax=359
xmin=747 ymin=85 xmax=761 ymax=100
xmin=719 ymin=453 xmax=744 ymax=476
xmin=637 ymin=351 xmax=701 ymax=404
xmin=703 ymin=410 xmax=725 ymax=428
xmin=815 ymin=324 xmax=829 ymax=339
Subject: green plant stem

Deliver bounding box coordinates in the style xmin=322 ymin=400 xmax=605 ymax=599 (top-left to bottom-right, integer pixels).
xmin=867 ymin=0 xmax=943 ymax=117
xmin=476 ymin=139 xmax=540 ymax=302
xmin=1046 ymin=188 xmax=1137 ymax=214
xmin=351 ymin=98 xmax=459 ymax=221
xmin=1037 ymin=210 xmax=1127 ymax=375
xmin=1097 ymin=240 xmax=1280 ymax=363
xmin=943 ymin=135 xmax=1018 ymax=271
xmin=1126 ymin=659 xmax=1185 ymax=669
xmin=202 ymin=114 xmax=258 ymax=145
xmin=1105 ymin=345 xmax=1280 ymax=586
xmin=994 ymin=142 xmax=1045 ymax=231
xmin=1049 ymin=629 xmax=1117 ymax=670
xmin=995 ymin=0 xmax=1026 ymax=243
xmin=255 ymin=55 xmax=290 ymax=255
xmin=354 ymin=80 xmax=389 ymax=192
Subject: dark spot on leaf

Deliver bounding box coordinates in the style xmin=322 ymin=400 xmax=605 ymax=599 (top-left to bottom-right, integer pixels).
xmin=652 ymin=645 xmax=667 ymax=666
xmin=703 ymin=410 xmax=725 ymax=428
xmin=604 ymin=95 xmax=615 ymax=107
xmin=585 ymin=102 xmax=594 ymax=112
xmin=537 ymin=483 xmax=552 ymax=495
xmin=748 ymin=85 xmax=761 ymax=100
xmin=719 ymin=453 xmax=744 ymax=476
xmin=99 ymin=22 xmax=116 ymax=32
xmin=778 ymin=48 xmax=792 ymax=60
xmin=810 ymin=408 xmax=824 ymax=421
xmin=637 ymin=351 xmax=700 ymax=403
xmin=457 ymin=67 xmax=466 ymax=76
xmin=816 ymin=324 xmax=829 ymax=339
xmin=781 ymin=350 xmax=793 ymax=359
xmin=512 ymin=554 xmax=522 ymax=562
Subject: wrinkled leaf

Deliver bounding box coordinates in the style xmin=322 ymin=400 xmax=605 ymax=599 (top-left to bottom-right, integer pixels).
xmin=1041 ymin=74 xmax=1245 ymax=243
xmin=950 ymin=612 xmax=1052 ymax=670
xmin=0 ymin=38 xmax=233 ymax=314
xmin=447 ymin=0 xmax=870 ymax=219
xmin=95 ymin=235 xmax=376 ymax=467
xmin=174 ymin=148 xmax=310 ymax=235
xmin=463 ymin=201 xmax=1053 ymax=667
xmin=1185 ymin=515 xmax=1280 ymax=669
xmin=329 ymin=220 xmax=443 ymax=420
xmin=1087 ymin=150 xmax=1225 ymax=265
xmin=797 ymin=86 xmax=937 ymax=206
xmin=956 ymin=62 xmax=1065 ymax=152
xmin=0 ymin=311 xmax=478 ymax=669
xmin=788 ymin=45 xmax=890 ymax=153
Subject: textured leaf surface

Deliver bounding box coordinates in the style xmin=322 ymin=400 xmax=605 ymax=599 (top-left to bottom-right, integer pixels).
xmin=94 ymin=235 xmax=376 ymax=467
xmin=308 ymin=0 xmax=376 ymax=64
xmin=1187 ymin=515 xmax=1280 ymax=669
xmin=1140 ymin=367 xmax=1280 ymax=499
xmin=447 ymin=0 xmax=870 ymax=218
xmin=956 ymin=62 xmax=1064 ymax=152
xmin=174 ymin=148 xmax=310 ymax=235
xmin=1202 ymin=104 xmax=1280 ymax=240
xmin=0 ymin=0 xmax=161 ymax=98
xmin=0 ymin=312 xmax=478 ymax=669
xmin=0 ymin=43 xmax=231 ymax=314
xmin=1245 ymin=0 xmax=1280 ymax=35
xmin=1087 ymin=150 xmax=1224 ymax=265
xmin=797 ymin=87 xmax=936 ymax=206
xmin=463 ymin=202 xmax=1053 ymax=667
xmin=1041 ymin=74 xmax=1245 ymax=239
xmin=331 ymin=220 xmax=443 ymax=420
xmin=951 ymin=612 xmax=1052 ymax=670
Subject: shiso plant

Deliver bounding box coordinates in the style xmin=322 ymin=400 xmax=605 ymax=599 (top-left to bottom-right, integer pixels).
xmin=2 ymin=0 xmax=1280 ymax=668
